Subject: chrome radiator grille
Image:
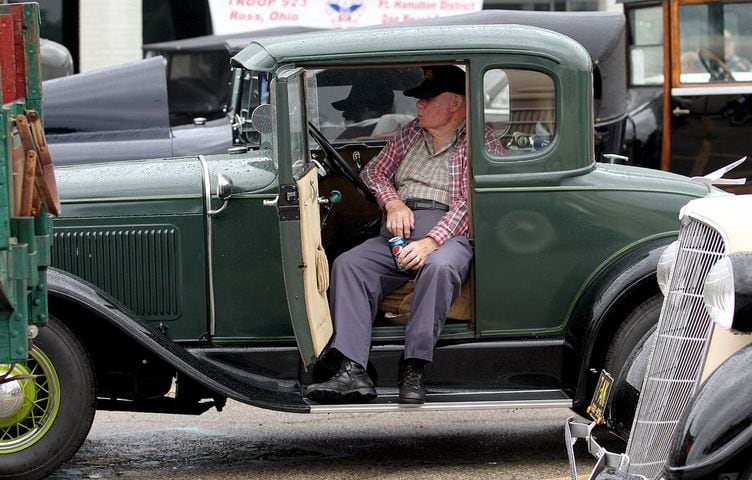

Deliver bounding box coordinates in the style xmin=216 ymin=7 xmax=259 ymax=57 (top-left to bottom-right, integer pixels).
xmin=626 ymin=219 xmax=726 ymax=478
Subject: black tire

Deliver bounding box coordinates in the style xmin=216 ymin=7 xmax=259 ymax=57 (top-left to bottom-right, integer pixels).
xmin=0 ymin=315 xmax=96 ymax=480
xmin=604 ymin=295 xmax=662 ymax=440
xmin=742 ymin=458 xmax=752 ymax=480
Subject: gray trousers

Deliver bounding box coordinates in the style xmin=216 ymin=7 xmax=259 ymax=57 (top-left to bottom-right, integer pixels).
xmin=329 ymin=210 xmax=473 ymax=368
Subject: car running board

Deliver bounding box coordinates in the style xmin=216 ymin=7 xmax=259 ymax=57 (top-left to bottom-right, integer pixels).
xmin=308 ymin=388 xmax=571 ymax=413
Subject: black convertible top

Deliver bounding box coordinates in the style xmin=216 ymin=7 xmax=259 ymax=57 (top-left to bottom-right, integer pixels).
xmin=378 ymin=10 xmax=625 ymax=65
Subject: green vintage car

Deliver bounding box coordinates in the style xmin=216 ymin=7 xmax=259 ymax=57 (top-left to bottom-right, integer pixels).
xmin=1 ymin=21 xmax=716 ymax=480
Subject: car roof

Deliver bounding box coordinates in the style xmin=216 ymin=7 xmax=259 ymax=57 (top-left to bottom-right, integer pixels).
xmin=232 ymin=23 xmax=591 ymax=69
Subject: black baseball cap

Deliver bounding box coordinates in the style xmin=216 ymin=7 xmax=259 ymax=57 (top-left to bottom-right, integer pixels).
xmin=403 ymin=65 xmax=465 ymax=99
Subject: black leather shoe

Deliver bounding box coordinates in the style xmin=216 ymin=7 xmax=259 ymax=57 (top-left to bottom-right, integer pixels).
xmin=398 ymin=358 xmax=425 ymax=404
xmin=305 ymin=359 xmax=377 ymax=404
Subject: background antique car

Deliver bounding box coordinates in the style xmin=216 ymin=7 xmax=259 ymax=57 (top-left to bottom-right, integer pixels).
xmin=41 ymin=26 xmax=322 ymax=166
xmin=1 ymin=19 xmax=715 ymax=480
xmin=566 ymin=193 xmax=752 ymax=480
xmin=647 ymin=194 xmax=752 ymax=479
xmin=621 ymin=0 xmax=752 ymax=193
xmin=42 ymin=57 xmax=176 ymax=164
xmin=141 ymin=26 xmax=325 ymax=127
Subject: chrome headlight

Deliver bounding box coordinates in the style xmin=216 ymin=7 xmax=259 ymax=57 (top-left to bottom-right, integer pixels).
xmin=704 ymin=256 xmax=735 ymax=330
xmin=657 ymin=241 xmax=679 ymax=297
xmin=704 ymin=252 xmax=752 ymax=333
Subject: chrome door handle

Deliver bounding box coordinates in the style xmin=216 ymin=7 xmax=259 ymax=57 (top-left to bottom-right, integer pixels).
xmin=672 ymin=107 xmax=690 ymax=116
xmin=263 ymin=196 xmax=278 ymax=208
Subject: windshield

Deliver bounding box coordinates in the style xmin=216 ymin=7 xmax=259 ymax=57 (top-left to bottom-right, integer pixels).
xmin=305 ymin=66 xmax=423 ymax=145
xmin=160 ymin=50 xmax=234 ymax=126
xmin=235 ymin=65 xmax=423 ymax=148
xmin=679 ymin=2 xmax=752 ymax=83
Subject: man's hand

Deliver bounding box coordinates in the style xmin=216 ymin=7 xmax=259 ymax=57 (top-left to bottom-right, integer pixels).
xmin=399 ymin=237 xmax=439 ymax=270
xmin=385 ymin=199 xmax=414 ymax=238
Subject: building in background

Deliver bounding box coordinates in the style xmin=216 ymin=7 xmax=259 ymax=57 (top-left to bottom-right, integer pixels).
xmin=17 ymin=0 xmax=617 ymax=72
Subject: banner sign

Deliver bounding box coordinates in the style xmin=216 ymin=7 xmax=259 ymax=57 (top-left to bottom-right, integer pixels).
xmin=210 ymin=0 xmax=483 ymax=34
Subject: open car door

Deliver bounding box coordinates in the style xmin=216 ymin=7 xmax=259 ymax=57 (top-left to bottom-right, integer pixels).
xmin=273 ymin=67 xmax=333 ymax=368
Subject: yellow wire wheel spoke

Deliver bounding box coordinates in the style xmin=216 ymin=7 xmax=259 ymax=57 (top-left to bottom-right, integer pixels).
xmin=0 ymin=346 xmax=61 ymax=453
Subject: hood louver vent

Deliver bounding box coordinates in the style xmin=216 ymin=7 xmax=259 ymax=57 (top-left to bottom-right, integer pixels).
xmin=52 ymin=226 xmax=181 ymax=320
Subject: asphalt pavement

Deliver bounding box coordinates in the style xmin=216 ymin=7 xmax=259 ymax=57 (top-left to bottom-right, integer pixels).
xmin=51 ymin=401 xmax=593 ymax=479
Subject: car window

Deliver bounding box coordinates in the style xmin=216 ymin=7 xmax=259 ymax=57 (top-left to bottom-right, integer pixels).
xmin=305 ymin=66 xmax=423 ymax=144
xmin=483 ymin=68 xmax=555 ymax=156
xmin=628 ymin=5 xmax=664 ymax=86
xmin=679 ymin=2 xmax=752 ymax=84
xmin=165 ymin=51 xmax=233 ymax=125
xmin=274 ymin=70 xmax=308 ymax=178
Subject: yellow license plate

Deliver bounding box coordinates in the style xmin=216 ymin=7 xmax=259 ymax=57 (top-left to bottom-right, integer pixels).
xmin=586 ymin=370 xmax=613 ymax=425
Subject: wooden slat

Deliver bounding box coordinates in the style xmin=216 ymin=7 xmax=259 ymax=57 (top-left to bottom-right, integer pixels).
xmin=11 ymin=129 xmax=24 ymax=216
xmin=10 ymin=5 xmax=26 ymax=103
xmin=27 ymin=110 xmax=61 ymax=215
xmin=20 ymin=149 xmax=36 ymax=216
xmin=0 ymin=14 xmax=17 ymax=103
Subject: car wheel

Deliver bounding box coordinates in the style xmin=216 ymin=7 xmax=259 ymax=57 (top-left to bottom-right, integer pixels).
xmin=604 ymin=295 xmax=662 ymax=440
xmin=0 ymin=315 xmax=96 ymax=480
xmin=742 ymin=459 xmax=752 ymax=480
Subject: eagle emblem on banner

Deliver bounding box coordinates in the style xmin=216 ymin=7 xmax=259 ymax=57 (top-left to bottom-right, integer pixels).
xmin=327 ymin=1 xmax=364 ymax=24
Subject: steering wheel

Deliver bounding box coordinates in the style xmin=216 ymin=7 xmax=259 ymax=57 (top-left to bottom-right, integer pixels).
xmin=308 ymin=122 xmax=373 ymax=200
xmin=698 ymin=48 xmax=735 ymax=82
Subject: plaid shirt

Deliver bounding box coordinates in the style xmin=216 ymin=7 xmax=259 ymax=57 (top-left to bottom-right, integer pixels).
xmin=361 ymin=118 xmax=503 ymax=245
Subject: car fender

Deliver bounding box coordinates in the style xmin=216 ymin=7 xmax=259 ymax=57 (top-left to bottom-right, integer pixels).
xmin=566 ymin=236 xmax=673 ymax=409
xmin=46 ymin=268 xmax=309 ymax=413
xmin=664 ymin=343 xmax=752 ymax=478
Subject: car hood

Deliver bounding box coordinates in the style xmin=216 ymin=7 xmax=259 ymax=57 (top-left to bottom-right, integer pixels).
xmin=55 ymin=151 xmax=278 ymax=212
